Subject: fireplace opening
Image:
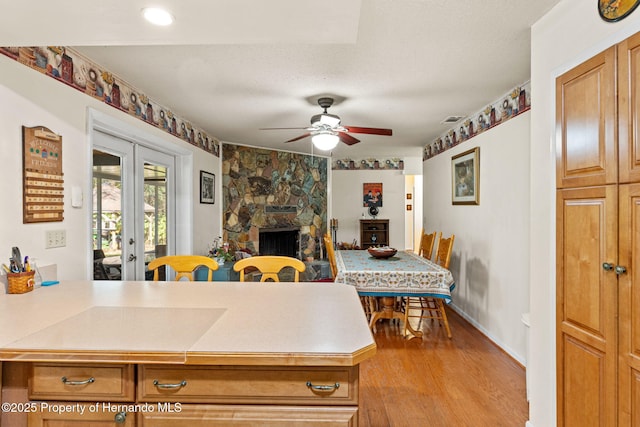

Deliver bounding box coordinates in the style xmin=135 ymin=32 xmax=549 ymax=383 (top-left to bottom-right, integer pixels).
xmin=258 ymin=227 xmax=300 ymax=258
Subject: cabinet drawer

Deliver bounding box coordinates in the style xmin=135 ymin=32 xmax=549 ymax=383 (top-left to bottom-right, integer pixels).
xmin=138 ymin=365 xmax=358 ymax=405
xmin=28 ymin=401 xmax=135 ymax=426
xmin=138 ymin=403 xmax=357 ymax=427
xmin=29 ymin=363 xmax=135 ymax=401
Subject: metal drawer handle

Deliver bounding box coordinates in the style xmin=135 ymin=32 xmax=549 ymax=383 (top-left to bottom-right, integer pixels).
xmin=61 ymin=376 xmax=95 ymax=386
xmin=306 ymin=381 xmax=340 ymax=392
xmin=153 ymin=379 xmax=187 ymax=389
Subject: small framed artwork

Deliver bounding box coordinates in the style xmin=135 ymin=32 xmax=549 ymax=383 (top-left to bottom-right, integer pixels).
xmin=451 ymin=147 xmax=480 ymax=205
xmin=363 ymin=182 xmax=383 ymax=207
xmin=598 ymin=0 xmax=640 ymax=22
xmin=406 ymin=193 xmax=412 ymax=200
xmin=200 ymin=170 xmax=215 ymax=204
xmin=406 ymin=204 xmax=412 ymax=211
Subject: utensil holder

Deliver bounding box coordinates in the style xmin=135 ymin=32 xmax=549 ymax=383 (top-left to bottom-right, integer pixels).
xmin=7 ymin=270 xmax=35 ymax=294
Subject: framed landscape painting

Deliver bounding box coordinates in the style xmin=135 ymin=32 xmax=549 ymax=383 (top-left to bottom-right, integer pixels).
xmin=451 ymin=147 xmax=479 ymax=205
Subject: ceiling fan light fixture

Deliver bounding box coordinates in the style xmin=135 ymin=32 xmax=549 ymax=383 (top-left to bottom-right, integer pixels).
xmin=312 ymin=133 xmax=339 ymax=151
xmin=142 ymin=7 xmax=174 ymax=26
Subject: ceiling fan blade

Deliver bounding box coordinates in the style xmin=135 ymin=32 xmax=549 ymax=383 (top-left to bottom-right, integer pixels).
xmin=260 ymin=127 xmax=309 ymax=130
xmin=338 ymin=131 xmax=360 ymax=145
xmin=285 ymin=133 xmax=311 ymax=143
xmin=343 ymin=126 xmax=393 ymax=136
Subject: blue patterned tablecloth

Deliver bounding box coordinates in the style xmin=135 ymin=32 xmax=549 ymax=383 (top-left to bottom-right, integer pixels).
xmin=335 ymin=250 xmax=455 ymax=302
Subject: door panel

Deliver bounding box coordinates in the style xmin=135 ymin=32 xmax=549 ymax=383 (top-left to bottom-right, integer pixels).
xmin=556 ymin=46 xmax=617 ymax=189
xmin=618 ymin=183 xmax=640 ymax=424
xmin=134 ymin=145 xmax=174 ymax=279
xmin=563 ymin=336 xmax=605 ymax=427
xmin=619 ymin=33 xmax=640 ymax=184
xmin=556 ymin=186 xmax=618 ymax=427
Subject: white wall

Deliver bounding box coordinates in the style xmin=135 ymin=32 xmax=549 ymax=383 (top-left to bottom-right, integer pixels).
xmin=530 ymin=2 xmax=640 ymax=426
xmin=422 ymin=112 xmax=531 ymax=364
xmin=331 ymin=169 xmax=407 ymax=249
xmin=0 ymin=55 xmax=221 ymax=281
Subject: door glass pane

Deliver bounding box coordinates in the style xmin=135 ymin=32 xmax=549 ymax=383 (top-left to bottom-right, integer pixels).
xmin=92 ymin=150 xmax=123 ymax=280
xmin=143 ymin=163 xmax=167 ymax=265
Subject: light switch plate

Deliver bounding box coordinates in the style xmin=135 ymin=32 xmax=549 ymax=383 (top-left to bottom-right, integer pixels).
xmin=46 ymin=230 xmax=66 ymax=248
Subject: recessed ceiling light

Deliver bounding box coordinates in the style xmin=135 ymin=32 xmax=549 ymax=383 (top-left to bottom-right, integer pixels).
xmin=142 ymin=7 xmax=174 ymax=26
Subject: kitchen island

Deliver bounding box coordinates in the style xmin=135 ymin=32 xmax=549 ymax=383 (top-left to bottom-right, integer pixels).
xmin=0 ymin=280 xmax=376 ymax=426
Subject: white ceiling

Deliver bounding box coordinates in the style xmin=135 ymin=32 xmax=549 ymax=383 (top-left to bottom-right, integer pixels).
xmin=1 ymin=0 xmax=561 ymax=158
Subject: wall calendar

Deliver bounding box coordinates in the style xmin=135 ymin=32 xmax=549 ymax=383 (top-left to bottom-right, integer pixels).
xmin=22 ymin=126 xmax=64 ymax=223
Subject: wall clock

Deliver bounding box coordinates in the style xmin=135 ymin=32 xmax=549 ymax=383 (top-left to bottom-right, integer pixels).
xmin=599 ymin=0 xmax=640 ymax=22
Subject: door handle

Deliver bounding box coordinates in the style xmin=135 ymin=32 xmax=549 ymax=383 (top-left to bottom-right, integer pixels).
xmin=615 ymin=265 xmax=627 ymax=275
xmin=128 ymin=254 xmax=137 ymax=262
xmin=602 ymin=262 xmax=614 ymax=271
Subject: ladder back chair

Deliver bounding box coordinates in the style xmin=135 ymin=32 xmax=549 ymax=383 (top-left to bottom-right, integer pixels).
xmin=404 ymin=233 xmax=455 ymax=338
xmin=233 ymin=256 xmax=306 ymax=282
xmin=323 ymin=233 xmax=338 ymax=279
xmin=418 ymin=231 xmax=440 ymax=260
xmin=147 ymin=255 xmax=219 ymax=281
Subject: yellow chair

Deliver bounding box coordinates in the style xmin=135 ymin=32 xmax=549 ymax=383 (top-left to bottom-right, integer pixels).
xmin=418 ymin=231 xmax=440 ymax=260
xmin=404 ymin=234 xmax=455 ymax=338
xmin=233 ymin=256 xmax=306 ymax=282
xmin=323 ymin=233 xmax=338 ymax=279
xmin=434 ymin=234 xmax=455 ymax=269
xmin=147 ymin=255 xmax=219 ymax=281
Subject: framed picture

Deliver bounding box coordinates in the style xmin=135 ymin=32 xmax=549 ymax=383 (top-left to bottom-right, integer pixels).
xmin=200 ymin=171 xmax=215 ymax=204
xmin=451 ymin=147 xmax=479 ymax=205
xmin=598 ymin=0 xmax=640 ymax=22
xmin=363 ymin=182 xmax=383 ymax=207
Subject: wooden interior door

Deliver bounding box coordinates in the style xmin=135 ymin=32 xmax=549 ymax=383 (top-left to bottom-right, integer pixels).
xmin=618 ymin=183 xmax=640 ymax=425
xmin=556 ymin=186 xmax=618 ymax=427
xmin=555 ymin=46 xmax=617 ymax=189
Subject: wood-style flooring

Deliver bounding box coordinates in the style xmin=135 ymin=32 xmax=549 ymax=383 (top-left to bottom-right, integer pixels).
xmin=359 ymin=306 xmax=528 ymax=427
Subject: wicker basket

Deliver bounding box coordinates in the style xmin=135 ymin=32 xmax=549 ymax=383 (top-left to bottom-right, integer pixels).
xmin=7 ymin=270 xmax=35 ymax=294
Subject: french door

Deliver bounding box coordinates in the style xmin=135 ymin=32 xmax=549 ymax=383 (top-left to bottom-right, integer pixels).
xmin=92 ymin=130 xmax=175 ymax=280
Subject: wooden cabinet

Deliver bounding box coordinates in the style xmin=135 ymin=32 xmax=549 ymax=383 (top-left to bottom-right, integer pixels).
xmin=555 ymin=32 xmax=640 ymax=426
xmin=29 ymin=407 xmax=134 ymax=426
xmin=25 ymin=363 xmax=135 ymax=426
xmin=8 ymin=362 xmax=359 ymax=426
xmin=30 ymin=363 xmax=135 ymax=402
xmin=138 ymin=365 xmax=357 ymax=405
xmin=359 ymin=219 xmax=389 ymax=249
xmin=138 ymin=404 xmax=357 ymax=426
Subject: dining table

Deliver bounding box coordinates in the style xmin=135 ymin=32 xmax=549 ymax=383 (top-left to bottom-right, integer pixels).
xmin=334 ymin=249 xmax=455 ymax=339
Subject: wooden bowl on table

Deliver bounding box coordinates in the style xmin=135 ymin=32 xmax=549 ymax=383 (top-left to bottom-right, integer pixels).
xmin=367 ymin=247 xmax=398 ymax=259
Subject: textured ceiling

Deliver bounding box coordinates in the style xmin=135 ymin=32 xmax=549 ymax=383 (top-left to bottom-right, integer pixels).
xmin=1 ymin=0 xmax=561 ymax=158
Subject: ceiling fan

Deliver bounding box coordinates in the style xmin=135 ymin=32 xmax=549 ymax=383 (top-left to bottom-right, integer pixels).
xmin=260 ymin=97 xmax=393 ymax=150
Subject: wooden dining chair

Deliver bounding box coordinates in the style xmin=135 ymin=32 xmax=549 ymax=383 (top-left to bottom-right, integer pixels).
xmin=323 ymin=233 xmax=338 ymax=279
xmin=403 ymin=233 xmax=455 ymax=338
xmin=147 ymin=255 xmax=219 ymax=281
xmin=233 ymin=256 xmax=306 ymax=282
xmin=418 ymin=231 xmax=440 ymax=260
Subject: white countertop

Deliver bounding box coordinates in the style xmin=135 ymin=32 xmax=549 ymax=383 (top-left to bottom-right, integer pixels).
xmin=0 ymin=281 xmax=376 ymax=366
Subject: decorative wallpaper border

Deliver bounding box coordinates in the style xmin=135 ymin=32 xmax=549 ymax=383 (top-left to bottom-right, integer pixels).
xmin=423 ymin=81 xmax=531 ymax=160
xmin=332 ymin=157 xmax=404 ymax=170
xmin=0 ymin=46 xmax=220 ymax=157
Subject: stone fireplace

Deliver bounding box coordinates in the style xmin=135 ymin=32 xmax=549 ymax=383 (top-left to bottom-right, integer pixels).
xmin=258 ymin=227 xmax=300 ymax=258
xmin=222 ymin=144 xmax=328 ymax=259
